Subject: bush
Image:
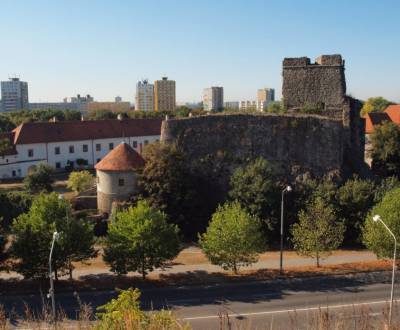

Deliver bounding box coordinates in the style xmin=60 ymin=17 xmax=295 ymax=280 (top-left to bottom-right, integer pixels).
xmin=23 ymin=163 xmax=54 ymax=193
xmin=67 ymin=170 xmax=94 ymax=194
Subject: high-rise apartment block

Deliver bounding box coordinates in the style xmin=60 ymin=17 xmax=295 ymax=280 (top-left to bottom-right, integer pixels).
xmin=135 ymin=80 xmax=154 ymax=112
xmin=257 ymin=88 xmax=275 ymax=111
xmin=154 ymin=77 xmax=176 ymax=112
xmin=203 ymin=87 xmax=223 ymax=112
xmin=1 ymin=78 xmax=29 ymax=112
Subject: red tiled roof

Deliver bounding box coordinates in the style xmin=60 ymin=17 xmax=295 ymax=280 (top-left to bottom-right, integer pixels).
xmin=385 ymin=105 xmax=400 ymax=124
xmin=365 ymin=112 xmax=392 ymax=134
xmin=95 ymin=142 xmax=145 ymax=171
xmin=0 ymin=132 xmax=17 ymax=156
xmin=11 ymin=118 xmax=162 ymax=145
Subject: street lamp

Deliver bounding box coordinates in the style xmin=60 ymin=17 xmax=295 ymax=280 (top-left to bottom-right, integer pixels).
xmin=280 ymin=185 xmax=292 ymax=274
xmin=373 ymin=214 xmax=397 ymax=327
xmin=48 ymin=231 xmax=59 ymax=323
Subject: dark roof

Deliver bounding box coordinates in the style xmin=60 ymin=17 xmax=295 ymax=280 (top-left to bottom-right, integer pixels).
xmin=12 ymin=118 xmax=162 ymax=145
xmin=0 ymin=132 xmax=17 ymax=156
xmin=365 ymin=112 xmax=391 ymax=134
xmin=95 ymin=142 xmax=145 ymax=171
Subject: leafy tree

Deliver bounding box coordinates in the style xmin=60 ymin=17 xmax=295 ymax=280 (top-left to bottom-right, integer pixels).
xmin=228 ymin=158 xmax=279 ymax=230
xmin=103 ymin=200 xmax=180 ymax=279
xmin=175 ymin=106 xmax=191 ymax=117
xmin=363 ymin=187 xmax=400 ymax=259
xmin=95 ymin=288 xmax=189 ymax=330
xmin=370 ymin=121 xmax=400 ymax=177
xmin=0 ymin=138 xmax=12 ymax=155
xmin=64 ymin=110 xmax=82 ymax=121
xmin=67 ymin=170 xmax=94 ymax=194
xmin=0 ymin=218 xmax=8 ymax=271
xmin=23 ymin=163 xmax=54 ymax=193
xmin=139 ymin=142 xmax=207 ymax=238
xmin=374 ymin=176 xmax=400 ymax=203
xmin=361 ymin=97 xmax=392 ymax=116
xmin=87 ymin=110 xmax=117 ymax=120
xmin=0 ymin=191 xmax=33 ymax=229
xmin=199 ymin=202 xmax=265 ymax=273
xmin=11 ymin=193 xmax=96 ymax=279
xmin=0 ymin=115 xmax=16 ymax=133
xmin=291 ymin=198 xmax=344 ymax=267
xmin=337 ymin=176 xmax=375 ymax=245
xmin=267 ymin=101 xmax=286 ymax=114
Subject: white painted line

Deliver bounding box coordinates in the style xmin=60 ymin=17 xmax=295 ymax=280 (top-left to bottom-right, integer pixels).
xmin=182 ymin=298 xmax=398 ymax=321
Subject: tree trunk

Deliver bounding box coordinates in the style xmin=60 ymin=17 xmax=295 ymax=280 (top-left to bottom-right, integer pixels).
xmin=54 ymin=264 xmax=59 ymax=281
xmin=233 ymin=262 xmax=238 ymax=274
xmin=316 ymin=250 xmax=320 ymax=268
xmin=69 ymin=261 xmax=73 ymax=280
xmin=142 ymin=261 xmax=146 ymax=280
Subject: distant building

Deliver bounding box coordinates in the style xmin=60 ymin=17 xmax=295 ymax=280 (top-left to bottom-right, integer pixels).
xmin=29 ymin=102 xmax=82 ymax=111
xmin=70 ymin=94 xmax=94 ymax=104
xmin=257 ymin=88 xmax=275 ymax=111
xmin=203 ymin=87 xmax=223 ymax=112
xmin=95 ymin=142 xmax=145 ymax=214
xmin=154 ymin=77 xmax=176 ymax=112
xmin=1 ymin=78 xmax=29 ymax=112
xmin=239 ymin=100 xmax=257 ymax=111
xmin=115 ymin=96 xmax=122 ymax=103
xmin=135 ymin=80 xmax=154 ymax=112
xmin=86 ymin=102 xmax=131 ymax=113
xmin=224 ymin=101 xmax=239 ymax=110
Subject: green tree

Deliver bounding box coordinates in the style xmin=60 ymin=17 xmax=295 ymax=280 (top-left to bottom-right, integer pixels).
xmin=199 ymin=202 xmax=265 ymax=273
xmin=95 ymin=288 xmax=189 ymax=330
xmin=23 ymin=163 xmax=54 ymax=193
xmin=337 ymin=176 xmax=375 ymax=245
xmin=291 ymin=198 xmax=344 ymax=267
xmin=370 ymin=121 xmax=400 ymax=177
xmin=64 ymin=109 xmax=82 ymax=121
xmin=0 ymin=218 xmax=8 ymax=271
xmin=67 ymin=170 xmax=94 ymax=194
xmin=374 ymin=176 xmax=400 ymax=203
xmin=0 ymin=115 xmax=16 ymax=133
xmin=363 ymin=187 xmax=400 ymax=259
xmin=267 ymin=101 xmax=286 ymax=114
xmin=88 ymin=110 xmax=117 ymax=120
xmin=361 ymin=97 xmax=392 ymax=116
xmin=228 ymin=158 xmax=279 ymax=230
xmin=0 ymin=191 xmax=32 ymax=229
xmin=139 ymin=142 xmax=206 ymax=238
xmin=11 ymin=193 xmax=96 ymax=279
xmin=0 ymin=138 xmax=12 ymax=155
xmin=103 ymin=200 xmax=180 ymax=279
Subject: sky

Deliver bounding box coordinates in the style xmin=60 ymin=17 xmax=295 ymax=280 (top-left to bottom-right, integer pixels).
xmin=0 ymin=0 xmax=399 ymax=104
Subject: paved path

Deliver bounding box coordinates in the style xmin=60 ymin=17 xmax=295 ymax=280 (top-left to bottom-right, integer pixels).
xmin=0 ymin=248 xmax=378 ymax=280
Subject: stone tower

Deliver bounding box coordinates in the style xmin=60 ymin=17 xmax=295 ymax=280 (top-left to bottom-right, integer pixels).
xmin=95 ymin=142 xmax=145 ymax=214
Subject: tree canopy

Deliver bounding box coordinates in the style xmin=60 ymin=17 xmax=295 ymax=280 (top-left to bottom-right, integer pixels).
xmin=199 ymin=201 xmax=265 ymax=273
xmin=23 ymin=163 xmax=54 ymax=193
xmin=103 ymin=200 xmax=180 ymax=279
xmin=361 ymin=97 xmax=392 ymax=116
xmin=67 ymin=170 xmax=94 ymax=194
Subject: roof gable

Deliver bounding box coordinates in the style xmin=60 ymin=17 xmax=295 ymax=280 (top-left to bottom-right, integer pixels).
xmin=95 ymin=142 xmax=145 ymax=171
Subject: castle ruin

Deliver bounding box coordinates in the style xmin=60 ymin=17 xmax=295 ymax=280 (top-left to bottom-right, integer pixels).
xmin=161 ymin=55 xmax=366 ymax=192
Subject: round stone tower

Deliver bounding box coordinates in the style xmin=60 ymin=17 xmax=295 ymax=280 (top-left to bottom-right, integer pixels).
xmin=95 ymin=142 xmax=145 ymax=214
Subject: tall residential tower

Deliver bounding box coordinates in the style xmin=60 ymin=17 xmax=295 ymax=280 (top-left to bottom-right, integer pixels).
xmin=203 ymin=87 xmax=224 ymax=112
xmin=154 ymin=77 xmax=176 ymax=112
xmin=135 ymin=80 xmax=154 ymax=112
xmin=1 ymin=78 xmax=29 ymax=112
xmin=257 ymin=88 xmax=275 ymax=111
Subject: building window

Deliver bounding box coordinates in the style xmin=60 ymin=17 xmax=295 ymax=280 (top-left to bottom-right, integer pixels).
xmin=132 ymin=141 xmax=137 ymax=148
xmin=83 ymin=144 xmax=88 ymax=152
xmin=144 ymin=140 xmax=149 ymax=145
xmin=69 ymin=145 xmax=74 ymax=153
xmin=55 ymin=147 xmax=60 ymax=155
xmin=55 ymin=162 xmax=61 ymax=169
xmin=96 ymin=158 xmax=101 ymax=163
xmin=28 ymin=149 xmax=34 ymax=157
xmin=109 ymin=143 xmax=114 ymax=150
xmin=12 ymin=170 xmax=16 ymax=177
xmin=96 ymin=144 xmax=101 ymax=151
xmin=118 ymin=178 xmax=125 ymax=186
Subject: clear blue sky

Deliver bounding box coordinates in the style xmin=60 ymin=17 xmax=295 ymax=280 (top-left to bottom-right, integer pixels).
xmin=0 ymin=0 xmax=399 ymax=103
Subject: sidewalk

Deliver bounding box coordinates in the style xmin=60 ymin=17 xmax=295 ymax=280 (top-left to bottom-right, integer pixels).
xmin=0 ymin=247 xmax=377 ymax=280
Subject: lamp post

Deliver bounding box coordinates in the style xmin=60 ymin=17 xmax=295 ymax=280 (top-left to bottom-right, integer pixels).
xmin=373 ymin=214 xmax=396 ymax=327
xmin=48 ymin=231 xmax=59 ymax=323
xmin=280 ymin=185 xmax=292 ymax=274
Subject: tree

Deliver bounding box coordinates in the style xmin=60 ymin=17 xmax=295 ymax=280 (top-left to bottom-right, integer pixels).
xmin=374 ymin=176 xmax=400 ymax=203
xmin=0 ymin=138 xmax=12 ymax=155
xmin=337 ymin=176 xmax=375 ymax=245
xmin=67 ymin=170 xmax=94 ymax=194
xmin=0 ymin=218 xmax=7 ymax=271
xmin=11 ymin=193 xmax=96 ymax=279
xmin=23 ymin=163 xmax=54 ymax=193
xmin=0 ymin=115 xmax=16 ymax=133
xmin=95 ymin=288 xmax=189 ymax=330
xmin=103 ymin=200 xmax=180 ymax=279
xmin=370 ymin=121 xmax=400 ymax=177
xmin=267 ymin=101 xmax=286 ymax=114
xmin=361 ymin=97 xmax=392 ymax=116
xmin=139 ymin=142 xmax=206 ymax=238
xmin=0 ymin=191 xmax=32 ymax=229
xmin=291 ymin=198 xmax=344 ymax=267
xmin=64 ymin=110 xmax=82 ymax=121
xmin=363 ymin=187 xmax=400 ymax=259
xmin=199 ymin=202 xmax=265 ymax=273
xmin=228 ymin=158 xmax=279 ymax=230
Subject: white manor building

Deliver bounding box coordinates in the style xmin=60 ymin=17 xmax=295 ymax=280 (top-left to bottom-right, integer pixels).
xmin=0 ymin=118 xmax=162 ymax=179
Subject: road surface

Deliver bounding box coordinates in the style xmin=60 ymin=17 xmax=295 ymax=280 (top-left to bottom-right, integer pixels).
xmin=1 ymin=271 xmax=397 ymax=329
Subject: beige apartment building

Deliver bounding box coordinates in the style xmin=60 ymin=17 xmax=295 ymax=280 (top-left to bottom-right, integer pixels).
xmin=257 ymin=88 xmax=275 ymax=111
xmin=154 ymin=77 xmax=176 ymax=112
xmin=135 ymin=80 xmax=154 ymax=112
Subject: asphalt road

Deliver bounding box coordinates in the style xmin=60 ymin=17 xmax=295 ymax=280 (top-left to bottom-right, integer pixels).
xmin=1 ymin=271 xmax=398 ymax=329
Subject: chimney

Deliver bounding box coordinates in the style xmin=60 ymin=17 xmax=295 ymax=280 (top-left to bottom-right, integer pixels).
xmin=165 ymin=115 xmax=169 ymax=121
xmin=81 ymin=115 xmax=84 ymax=121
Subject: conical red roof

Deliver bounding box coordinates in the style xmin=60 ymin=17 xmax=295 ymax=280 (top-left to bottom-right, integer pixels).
xmin=95 ymin=142 xmax=145 ymax=171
